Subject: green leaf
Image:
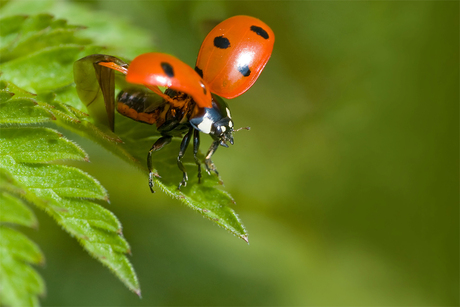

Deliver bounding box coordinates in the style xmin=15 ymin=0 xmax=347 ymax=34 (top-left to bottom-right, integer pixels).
xmin=56 ymin=198 xmax=122 ymax=234
xmin=0 ymin=127 xmax=88 ymax=163
xmin=42 ymin=196 xmax=140 ymax=294
xmin=0 ymin=227 xmax=45 ymax=307
xmin=0 ymin=0 xmax=156 ymax=58
xmin=1 ymin=162 xmax=107 ymax=201
xmin=0 ymin=11 xmax=141 ymax=299
xmin=0 ymin=167 xmax=26 ymax=194
xmin=0 ymin=13 xmax=89 ymax=64
xmin=1 ymin=27 xmax=88 ymax=63
xmin=0 ymin=191 xmax=38 ymax=227
xmin=0 ymin=165 xmax=44 ymax=306
xmin=0 ymin=44 xmax=101 ymax=92
xmin=0 ymin=158 xmax=140 ymax=295
xmin=0 ymin=80 xmax=36 ymax=99
xmin=0 ymin=226 xmax=44 ymax=265
xmin=0 ymin=97 xmax=56 ymax=124
xmin=0 ymin=14 xmax=28 ymax=37
xmin=0 ymin=89 xmax=14 ymax=103
xmin=12 ymin=13 xmax=54 ymax=33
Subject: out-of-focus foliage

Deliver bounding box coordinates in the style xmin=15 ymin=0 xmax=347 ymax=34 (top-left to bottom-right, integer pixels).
xmin=1 ymin=0 xmax=457 ymax=306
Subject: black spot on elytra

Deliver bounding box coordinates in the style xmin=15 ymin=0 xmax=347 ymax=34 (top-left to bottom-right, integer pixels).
xmin=250 ymin=25 xmax=269 ymax=39
xmin=195 ymin=66 xmax=203 ymax=78
xmin=214 ymin=36 xmax=231 ymax=49
xmin=161 ymin=62 xmax=174 ymax=78
xmin=237 ymin=64 xmax=251 ymax=77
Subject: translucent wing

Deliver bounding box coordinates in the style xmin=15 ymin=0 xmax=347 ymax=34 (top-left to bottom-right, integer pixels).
xmin=74 ymin=54 xmax=128 ymax=131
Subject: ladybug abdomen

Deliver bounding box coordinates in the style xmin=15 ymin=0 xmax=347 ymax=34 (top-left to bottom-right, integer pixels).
xmin=116 ymin=88 xmax=195 ymax=133
xmin=116 ymin=89 xmax=165 ymax=125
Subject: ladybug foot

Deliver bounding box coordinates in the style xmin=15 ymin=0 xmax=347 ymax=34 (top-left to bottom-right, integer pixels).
xmin=148 ymin=172 xmax=156 ymax=193
xmin=178 ymin=172 xmax=188 ymax=190
xmin=205 ymin=159 xmax=219 ymax=176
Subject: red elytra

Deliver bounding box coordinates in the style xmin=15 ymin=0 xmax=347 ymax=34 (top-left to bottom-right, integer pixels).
xmin=195 ymin=15 xmax=275 ymax=99
xmin=126 ymin=53 xmax=213 ymax=108
xmin=98 ymin=16 xmax=274 ymax=108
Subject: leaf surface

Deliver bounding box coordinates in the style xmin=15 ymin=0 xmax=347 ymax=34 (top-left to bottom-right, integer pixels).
xmin=0 ymin=127 xmax=88 ymax=163
xmin=0 ymin=11 xmax=141 ymax=299
xmin=0 ymin=226 xmax=45 ymax=307
xmin=0 ymin=191 xmax=38 ymax=227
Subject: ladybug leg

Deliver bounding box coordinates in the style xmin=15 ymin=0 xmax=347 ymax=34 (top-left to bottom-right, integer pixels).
xmin=147 ymin=135 xmax=172 ymax=193
xmin=177 ymin=128 xmax=193 ymax=190
xmin=193 ymin=129 xmax=202 ymax=183
xmin=204 ymin=140 xmax=220 ymax=176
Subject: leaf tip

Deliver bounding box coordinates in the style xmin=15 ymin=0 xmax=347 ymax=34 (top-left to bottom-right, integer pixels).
xmin=31 ymin=221 xmax=39 ymax=230
xmin=135 ymin=289 xmax=142 ymax=298
xmin=39 ymin=256 xmax=46 ymax=266
xmin=241 ymin=235 xmax=249 ymax=244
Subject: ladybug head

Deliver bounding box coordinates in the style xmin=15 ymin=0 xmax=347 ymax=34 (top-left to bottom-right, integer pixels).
xmin=211 ymin=117 xmax=234 ymax=147
xmin=189 ymin=95 xmax=235 ymax=147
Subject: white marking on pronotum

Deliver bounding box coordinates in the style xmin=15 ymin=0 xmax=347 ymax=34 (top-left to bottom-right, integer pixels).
xmin=226 ymin=108 xmax=231 ymax=118
xmin=228 ymin=121 xmax=234 ymax=128
xmin=197 ymin=116 xmax=213 ymax=134
xmin=221 ymin=126 xmax=227 ymax=132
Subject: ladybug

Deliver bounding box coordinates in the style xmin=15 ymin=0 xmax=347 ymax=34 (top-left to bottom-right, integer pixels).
xmin=74 ymin=15 xmax=274 ymax=192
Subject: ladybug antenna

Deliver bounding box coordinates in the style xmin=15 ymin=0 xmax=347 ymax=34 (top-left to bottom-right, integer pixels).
xmin=234 ymin=126 xmax=251 ymax=132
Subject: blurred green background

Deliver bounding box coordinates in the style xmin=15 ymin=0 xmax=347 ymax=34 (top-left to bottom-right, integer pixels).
xmin=12 ymin=0 xmax=459 ymax=305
